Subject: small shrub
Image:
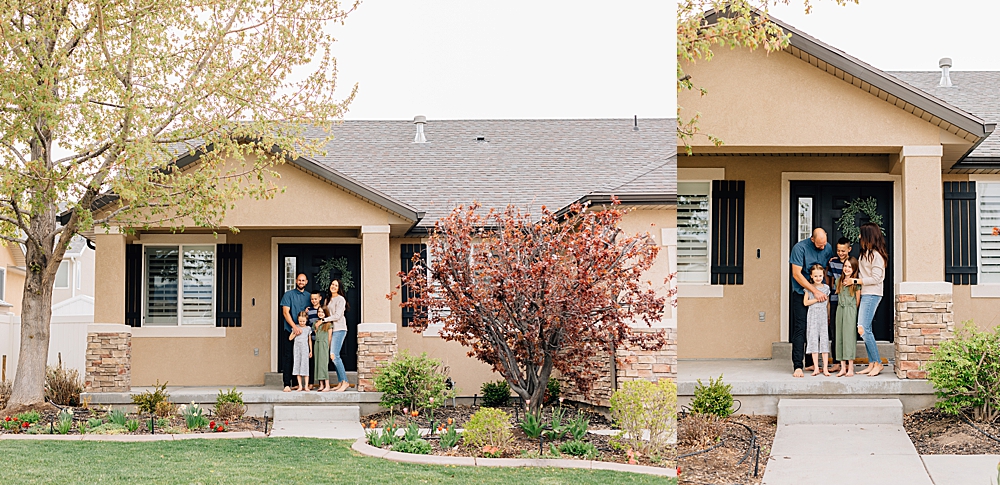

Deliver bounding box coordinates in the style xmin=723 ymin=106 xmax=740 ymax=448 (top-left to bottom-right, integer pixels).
xmin=558 ymin=440 xmax=598 ymax=459
xmin=180 ymin=403 xmax=209 ymax=430
xmin=393 ymin=438 xmax=432 ymax=454
xmin=108 ymin=408 xmax=128 ymax=426
xmin=439 ymin=424 xmax=461 ymax=448
xmin=0 ymin=380 xmax=11 ymax=409
xmin=125 ymin=419 xmax=140 ymax=432
xmin=131 ymin=381 xmax=170 ymax=415
xmin=480 ymin=380 xmax=511 ymax=408
xmin=373 ymin=351 xmax=453 ymax=411
xmin=463 ymin=407 xmax=512 ymax=449
xmin=519 ymin=411 xmax=544 ymax=439
xmin=45 ymin=362 xmax=83 ymax=406
xmin=214 ymin=402 xmax=246 ymax=421
xmin=678 ymin=413 xmax=725 ymax=448
xmin=544 ymin=378 xmax=560 ymax=406
xmin=690 ymin=374 xmax=734 ymax=418
xmin=56 ymin=410 xmax=73 ymax=435
xmin=16 ymin=410 xmax=41 ymax=424
xmin=154 ymin=400 xmax=176 ymax=418
xmin=926 ymin=321 xmax=1000 ymax=423
xmin=610 ymin=379 xmax=677 ymax=458
xmin=216 ymin=387 xmax=244 ymax=406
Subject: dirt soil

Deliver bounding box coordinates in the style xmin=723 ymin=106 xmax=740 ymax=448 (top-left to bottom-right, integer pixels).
xmin=905 ymin=408 xmax=1000 ymax=455
xmin=0 ymin=407 xmax=265 ymax=435
xmin=678 ymin=414 xmax=776 ymax=485
xmin=361 ymin=404 xmax=674 ymax=469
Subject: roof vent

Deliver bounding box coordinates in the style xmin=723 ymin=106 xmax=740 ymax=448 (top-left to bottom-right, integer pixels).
xmin=413 ymin=115 xmax=427 ymax=143
xmin=633 ymin=115 xmax=639 ymax=132
xmin=475 ymin=136 xmax=486 ymax=142
xmin=939 ymin=58 xmax=953 ymax=87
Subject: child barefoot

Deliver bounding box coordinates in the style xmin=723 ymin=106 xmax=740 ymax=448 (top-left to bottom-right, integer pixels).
xmin=310 ymin=292 xmax=332 ymax=392
xmin=835 ymin=257 xmax=861 ymax=377
xmin=803 ymin=264 xmax=832 ymax=376
xmin=289 ymin=310 xmax=313 ymax=391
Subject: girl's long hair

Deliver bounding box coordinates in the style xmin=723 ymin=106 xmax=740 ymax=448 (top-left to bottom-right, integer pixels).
xmin=837 ymin=256 xmax=861 ymax=300
xmin=325 ymin=278 xmax=350 ymax=313
xmin=312 ymin=292 xmax=332 ymax=332
xmin=859 ymin=222 xmax=888 ymax=265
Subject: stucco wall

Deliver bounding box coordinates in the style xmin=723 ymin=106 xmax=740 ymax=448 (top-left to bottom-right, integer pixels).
xmin=678 ymin=155 xmax=891 ymax=359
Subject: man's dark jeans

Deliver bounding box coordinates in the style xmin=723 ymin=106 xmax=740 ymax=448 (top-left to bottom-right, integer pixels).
xmin=790 ymin=291 xmax=814 ymax=370
xmin=281 ymin=327 xmax=294 ymax=387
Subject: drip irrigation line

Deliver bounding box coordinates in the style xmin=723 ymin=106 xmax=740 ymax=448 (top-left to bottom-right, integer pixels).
xmin=959 ymin=413 xmax=1000 ymax=444
xmin=678 ymin=437 xmax=726 ymax=459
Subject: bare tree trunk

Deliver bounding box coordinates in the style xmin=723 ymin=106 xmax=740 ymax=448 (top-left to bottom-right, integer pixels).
xmin=4 ymin=253 xmax=55 ymax=414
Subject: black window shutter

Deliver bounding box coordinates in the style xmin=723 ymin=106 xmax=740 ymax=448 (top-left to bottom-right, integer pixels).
xmin=711 ymin=180 xmax=745 ymax=285
xmin=125 ymin=244 xmax=143 ymax=327
xmin=944 ymin=181 xmax=977 ymax=285
xmin=400 ymin=243 xmax=427 ymax=327
xmin=216 ymin=244 xmax=243 ymax=327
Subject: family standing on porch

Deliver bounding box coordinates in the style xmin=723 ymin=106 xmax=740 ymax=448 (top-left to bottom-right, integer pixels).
xmin=280 ymin=273 xmax=351 ymax=392
xmin=789 ymin=224 xmax=887 ymax=378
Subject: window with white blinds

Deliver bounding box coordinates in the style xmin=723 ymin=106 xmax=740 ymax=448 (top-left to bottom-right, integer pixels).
xmin=979 ymin=183 xmax=1000 ymax=284
xmin=678 ymin=181 xmax=711 ymax=284
xmin=144 ymin=245 xmax=215 ymax=325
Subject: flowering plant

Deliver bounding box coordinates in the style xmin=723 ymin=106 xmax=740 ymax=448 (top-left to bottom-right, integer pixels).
xmin=182 ymin=402 xmax=209 ymax=430
xmin=481 ymin=445 xmax=502 ymax=458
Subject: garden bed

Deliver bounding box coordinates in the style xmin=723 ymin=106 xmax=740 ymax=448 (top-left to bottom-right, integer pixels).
xmin=677 ymin=414 xmax=776 ymax=485
xmin=0 ymin=406 xmax=266 ymax=436
xmin=905 ymin=408 xmax=1000 ymax=455
xmin=359 ymin=404 xmax=675 ymax=469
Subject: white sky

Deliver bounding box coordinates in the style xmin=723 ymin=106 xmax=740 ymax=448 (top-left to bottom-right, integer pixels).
xmin=327 ymin=1 xmax=675 ymax=120
xmin=769 ymin=0 xmax=1000 ymax=71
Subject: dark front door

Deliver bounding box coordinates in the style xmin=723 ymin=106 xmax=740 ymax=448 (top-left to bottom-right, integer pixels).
xmin=277 ymin=244 xmax=362 ymax=373
xmin=789 ymin=181 xmax=894 ymax=342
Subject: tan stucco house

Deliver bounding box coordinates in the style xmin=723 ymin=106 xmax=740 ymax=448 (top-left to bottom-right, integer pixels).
xmin=84 ymin=118 xmax=677 ymax=399
xmin=677 ymin=12 xmax=998 ymax=378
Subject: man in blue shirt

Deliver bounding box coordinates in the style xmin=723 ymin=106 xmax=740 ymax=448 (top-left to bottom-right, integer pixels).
xmin=280 ymin=273 xmax=311 ymax=391
xmin=789 ymin=228 xmax=833 ymax=377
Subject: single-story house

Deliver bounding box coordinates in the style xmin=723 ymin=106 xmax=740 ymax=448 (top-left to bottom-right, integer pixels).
xmin=84 ymin=118 xmax=677 ymax=401
xmin=677 ymin=11 xmax=999 ymax=378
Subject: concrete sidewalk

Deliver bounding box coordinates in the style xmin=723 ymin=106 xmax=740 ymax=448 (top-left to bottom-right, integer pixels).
xmin=921 ymin=455 xmax=1000 ymax=485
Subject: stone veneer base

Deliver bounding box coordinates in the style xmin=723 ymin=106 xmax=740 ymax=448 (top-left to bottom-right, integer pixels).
xmin=356 ymin=324 xmax=397 ymax=392
xmin=894 ymin=291 xmax=954 ymax=379
xmin=350 ymin=438 xmax=676 ymax=477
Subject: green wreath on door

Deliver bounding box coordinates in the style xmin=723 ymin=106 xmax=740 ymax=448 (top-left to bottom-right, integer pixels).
xmin=836 ymin=197 xmax=885 ymax=243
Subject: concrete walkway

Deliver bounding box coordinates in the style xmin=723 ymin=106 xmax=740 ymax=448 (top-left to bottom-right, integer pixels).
xmin=921 ymin=455 xmax=1000 ymax=485
xmin=762 ymin=399 xmax=933 ymax=485
xmin=268 ymin=405 xmax=365 ymax=439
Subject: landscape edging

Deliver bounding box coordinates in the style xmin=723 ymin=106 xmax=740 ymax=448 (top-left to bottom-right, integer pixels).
xmin=350 ymin=437 xmax=677 ymax=477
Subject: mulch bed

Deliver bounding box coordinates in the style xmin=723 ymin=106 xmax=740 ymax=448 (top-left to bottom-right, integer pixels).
xmin=360 ymin=404 xmax=674 ymax=468
xmin=905 ymin=408 xmax=1000 ymax=455
xmin=678 ymin=414 xmax=776 ymax=485
xmin=1 ymin=406 xmax=265 ymax=436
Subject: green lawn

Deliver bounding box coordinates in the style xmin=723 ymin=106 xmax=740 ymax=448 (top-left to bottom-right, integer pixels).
xmin=0 ymin=438 xmax=675 ymax=484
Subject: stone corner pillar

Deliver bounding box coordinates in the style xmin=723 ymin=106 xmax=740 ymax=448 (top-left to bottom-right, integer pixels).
xmin=356 ymin=322 xmax=397 ymax=392
xmin=894 ymin=282 xmax=953 ymax=379
xmin=84 ymin=324 xmax=132 ymax=392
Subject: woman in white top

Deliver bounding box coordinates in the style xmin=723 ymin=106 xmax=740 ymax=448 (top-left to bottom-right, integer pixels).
xmin=322 ymin=279 xmax=350 ymax=392
xmin=843 ymin=223 xmax=887 ymax=377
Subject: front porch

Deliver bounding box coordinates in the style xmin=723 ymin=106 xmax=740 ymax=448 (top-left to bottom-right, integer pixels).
xmin=678 ymin=345 xmax=936 ymax=415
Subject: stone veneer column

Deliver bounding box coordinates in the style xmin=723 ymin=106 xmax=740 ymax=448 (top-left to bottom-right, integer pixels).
xmin=84 ymin=324 xmax=132 ymax=392
xmin=356 ymin=323 xmax=397 ymax=392
xmin=894 ymin=282 xmax=953 ymax=379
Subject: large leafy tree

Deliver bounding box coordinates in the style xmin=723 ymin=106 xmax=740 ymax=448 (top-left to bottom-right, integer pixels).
xmin=678 ymin=0 xmax=856 ymax=151
xmin=399 ymin=202 xmax=668 ymax=415
xmin=0 ymin=0 xmax=357 ymax=413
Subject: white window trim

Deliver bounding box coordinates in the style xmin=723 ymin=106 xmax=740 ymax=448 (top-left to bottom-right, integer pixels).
xmin=969 ymin=175 xmax=1000 ymax=298
xmin=54 ymin=261 xmax=70 ymax=289
xmin=75 ymin=261 xmax=82 ymax=290
xmin=677 ymin=168 xmax=725 ymax=298
xmin=141 ymin=243 xmax=217 ymax=327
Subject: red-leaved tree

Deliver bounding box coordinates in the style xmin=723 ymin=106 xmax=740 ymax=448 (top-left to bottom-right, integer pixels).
xmin=399 ymin=201 xmax=667 ymax=415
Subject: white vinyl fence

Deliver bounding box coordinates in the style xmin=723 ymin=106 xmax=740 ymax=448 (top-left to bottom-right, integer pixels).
xmin=0 ymin=312 xmax=91 ymax=383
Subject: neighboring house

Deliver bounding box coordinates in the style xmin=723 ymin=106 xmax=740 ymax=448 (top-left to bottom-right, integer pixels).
xmin=85 ymin=118 xmax=677 ymax=399
xmin=677 ymin=12 xmax=998 ymax=378
xmin=0 ymin=243 xmax=26 ymax=315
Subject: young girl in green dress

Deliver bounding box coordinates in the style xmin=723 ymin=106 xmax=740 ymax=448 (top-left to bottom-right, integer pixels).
xmin=835 ymin=257 xmax=861 ymax=378
xmin=310 ymin=292 xmax=333 ymax=392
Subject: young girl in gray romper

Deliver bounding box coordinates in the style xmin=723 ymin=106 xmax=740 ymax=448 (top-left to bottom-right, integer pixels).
xmin=290 ymin=310 xmax=313 ymax=391
xmin=804 ymin=263 xmax=832 ymax=376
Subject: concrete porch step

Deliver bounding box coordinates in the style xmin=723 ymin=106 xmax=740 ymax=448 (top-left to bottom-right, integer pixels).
xmin=272 ymin=404 xmax=360 ymax=422
xmin=264 ymin=371 xmax=358 ymax=388
xmin=777 ymin=398 xmax=903 ymax=425
xmin=771 ymin=341 xmax=894 ymax=362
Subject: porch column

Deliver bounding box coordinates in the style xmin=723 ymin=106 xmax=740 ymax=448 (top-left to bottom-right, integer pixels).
xmin=93 ymin=231 xmax=126 ymax=325
xmin=357 ymin=225 xmax=396 ymax=391
xmin=895 ymin=146 xmax=953 ymax=379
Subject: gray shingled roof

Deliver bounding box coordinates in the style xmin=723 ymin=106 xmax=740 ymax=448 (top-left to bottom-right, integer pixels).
xmin=303 ymin=119 xmax=676 ymax=230
xmin=888 ymin=71 xmax=1000 ymax=158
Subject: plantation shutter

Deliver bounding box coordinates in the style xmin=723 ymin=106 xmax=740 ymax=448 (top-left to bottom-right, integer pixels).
xmin=215 ymin=244 xmax=243 ymax=327
xmin=400 ymin=243 xmax=427 ymax=327
xmin=125 ymin=244 xmax=143 ymax=327
xmin=711 ymin=180 xmax=745 ymax=285
xmin=944 ymin=182 xmax=977 ymax=285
